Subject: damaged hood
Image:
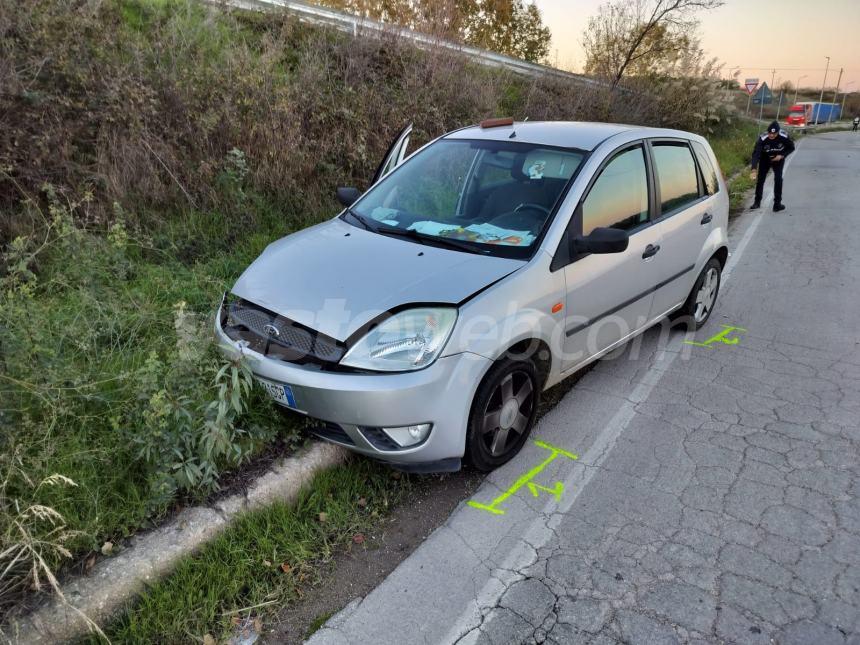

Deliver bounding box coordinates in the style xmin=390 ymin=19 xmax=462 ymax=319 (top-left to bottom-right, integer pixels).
xmin=231 ymin=217 xmax=523 ymax=341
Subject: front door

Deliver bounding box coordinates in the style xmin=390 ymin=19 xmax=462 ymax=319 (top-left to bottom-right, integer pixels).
xmin=560 ymin=143 xmax=662 ymax=370
xmin=371 ymin=123 xmax=413 ymax=185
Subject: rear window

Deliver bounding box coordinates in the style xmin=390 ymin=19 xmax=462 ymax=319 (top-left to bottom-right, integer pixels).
xmin=651 ymin=143 xmax=700 ymax=214
xmin=691 ymin=141 xmax=719 ymax=196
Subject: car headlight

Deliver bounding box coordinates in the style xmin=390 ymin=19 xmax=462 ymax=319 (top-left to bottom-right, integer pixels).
xmin=341 ymin=307 xmax=457 ymax=371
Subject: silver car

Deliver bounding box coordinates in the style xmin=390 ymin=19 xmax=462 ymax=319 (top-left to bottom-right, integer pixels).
xmin=216 ymin=120 xmax=728 ymax=472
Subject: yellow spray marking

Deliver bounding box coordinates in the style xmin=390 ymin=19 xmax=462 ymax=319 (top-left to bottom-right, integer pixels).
xmin=467 ymin=440 xmax=578 ymax=516
xmin=683 ymin=324 xmax=747 ymax=349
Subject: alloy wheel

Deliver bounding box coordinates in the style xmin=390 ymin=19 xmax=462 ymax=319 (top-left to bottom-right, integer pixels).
xmin=694 ymin=267 xmax=719 ymax=323
xmin=481 ymin=370 xmax=535 ymax=458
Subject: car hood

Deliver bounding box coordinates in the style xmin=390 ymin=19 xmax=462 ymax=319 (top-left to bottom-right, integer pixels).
xmin=231 ymin=218 xmax=524 ymax=341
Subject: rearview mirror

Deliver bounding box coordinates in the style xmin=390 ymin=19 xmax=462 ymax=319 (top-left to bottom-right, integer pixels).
xmin=336 ymin=186 xmax=361 ymax=207
xmin=573 ymin=227 xmax=629 ymax=255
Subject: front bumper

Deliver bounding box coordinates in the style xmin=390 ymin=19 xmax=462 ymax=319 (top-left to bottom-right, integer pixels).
xmin=214 ymin=308 xmax=491 ymax=465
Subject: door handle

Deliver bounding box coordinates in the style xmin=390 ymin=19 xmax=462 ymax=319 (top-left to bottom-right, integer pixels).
xmin=642 ymin=244 xmax=660 ymax=259
xmin=700 ymin=212 xmax=713 ymax=225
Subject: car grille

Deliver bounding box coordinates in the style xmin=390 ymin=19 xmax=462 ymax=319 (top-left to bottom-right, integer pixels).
xmin=310 ymin=422 xmax=355 ymax=446
xmin=220 ymin=296 xmax=346 ymax=367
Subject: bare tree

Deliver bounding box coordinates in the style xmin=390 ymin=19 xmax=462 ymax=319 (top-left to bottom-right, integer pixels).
xmin=583 ymin=0 xmax=723 ymax=89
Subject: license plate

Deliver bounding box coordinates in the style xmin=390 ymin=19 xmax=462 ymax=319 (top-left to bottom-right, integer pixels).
xmin=257 ymin=378 xmax=298 ymax=409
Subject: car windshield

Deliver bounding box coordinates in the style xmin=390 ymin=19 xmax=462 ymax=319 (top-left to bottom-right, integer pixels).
xmin=348 ymin=139 xmax=586 ymax=258
xmin=790 ymin=107 xmax=804 ymax=113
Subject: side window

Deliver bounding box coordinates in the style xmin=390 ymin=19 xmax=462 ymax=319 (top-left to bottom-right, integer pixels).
xmin=691 ymin=141 xmax=719 ymax=195
xmin=581 ymin=146 xmax=649 ymax=235
xmin=651 ymin=143 xmax=700 ymax=213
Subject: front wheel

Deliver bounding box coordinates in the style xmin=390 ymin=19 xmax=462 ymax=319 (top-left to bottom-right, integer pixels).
xmin=465 ymin=357 xmax=540 ymax=472
xmin=674 ymin=257 xmax=722 ymax=330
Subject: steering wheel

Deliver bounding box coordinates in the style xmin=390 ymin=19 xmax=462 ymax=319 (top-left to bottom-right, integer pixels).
xmin=514 ymin=202 xmax=550 ymax=215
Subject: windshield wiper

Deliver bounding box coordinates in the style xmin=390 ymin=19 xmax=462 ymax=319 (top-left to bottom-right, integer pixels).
xmin=342 ymin=208 xmax=376 ymax=232
xmin=375 ymin=225 xmax=489 ymax=255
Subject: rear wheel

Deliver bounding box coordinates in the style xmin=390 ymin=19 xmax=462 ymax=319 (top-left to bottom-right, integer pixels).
xmin=465 ymin=357 xmax=540 ymax=472
xmin=674 ymin=257 xmax=722 ymax=330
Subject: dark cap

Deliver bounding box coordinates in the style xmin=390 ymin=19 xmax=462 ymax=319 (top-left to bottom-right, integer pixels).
xmin=768 ymin=121 xmax=780 ymax=133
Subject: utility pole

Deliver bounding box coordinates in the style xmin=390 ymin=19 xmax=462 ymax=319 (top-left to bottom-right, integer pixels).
xmin=794 ymin=74 xmax=807 ymax=106
xmin=759 ymin=69 xmax=774 ymax=123
xmin=776 ymin=89 xmax=784 ymax=121
xmin=817 ymin=56 xmax=830 ymax=124
xmin=830 ymin=67 xmax=843 ymax=123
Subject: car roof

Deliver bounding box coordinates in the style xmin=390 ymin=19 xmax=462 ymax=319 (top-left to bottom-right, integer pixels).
xmin=443 ymin=121 xmax=700 ymax=152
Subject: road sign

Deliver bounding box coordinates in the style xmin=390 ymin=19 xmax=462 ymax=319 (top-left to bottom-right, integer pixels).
xmin=753 ymin=82 xmax=773 ymax=105
xmin=744 ymin=78 xmax=759 ymax=95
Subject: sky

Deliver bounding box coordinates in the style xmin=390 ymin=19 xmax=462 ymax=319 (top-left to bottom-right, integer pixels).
xmin=532 ymin=0 xmax=860 ymax=91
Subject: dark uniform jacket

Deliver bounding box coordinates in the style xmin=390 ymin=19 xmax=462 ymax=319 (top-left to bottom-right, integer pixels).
xmin=751 ymin=127 xmax=795 ymax=169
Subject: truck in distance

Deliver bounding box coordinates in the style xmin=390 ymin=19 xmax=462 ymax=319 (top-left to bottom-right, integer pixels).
xmin=786 ymin=102 xmax=842 ymax=128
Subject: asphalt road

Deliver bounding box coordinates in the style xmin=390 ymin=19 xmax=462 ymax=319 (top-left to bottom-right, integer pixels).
xmin=307 ymin=132 xmax=860 ymax=645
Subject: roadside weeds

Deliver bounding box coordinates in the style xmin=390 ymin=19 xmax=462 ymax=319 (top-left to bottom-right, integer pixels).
xmin=4 ymin=443 xmax=348 ymax=645
xmin=90 ymin=457 xmax=410 ymax=644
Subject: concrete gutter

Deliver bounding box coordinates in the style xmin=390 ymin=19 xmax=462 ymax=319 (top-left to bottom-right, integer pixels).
xmin=4 ymin=442 xmax=349 ymax=644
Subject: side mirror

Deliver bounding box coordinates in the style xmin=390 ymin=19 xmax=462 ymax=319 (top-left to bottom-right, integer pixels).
xmin=336 ymin=186 xmax=361 ymax=207
xmin=573 ymin=227 xmax=629 ymax=255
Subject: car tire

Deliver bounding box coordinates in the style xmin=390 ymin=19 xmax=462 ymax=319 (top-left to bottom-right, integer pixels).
xmin=674 ymin=257 xmax=722 ymax=330
xmin=465 ymin=356 xmax=540 ymax=472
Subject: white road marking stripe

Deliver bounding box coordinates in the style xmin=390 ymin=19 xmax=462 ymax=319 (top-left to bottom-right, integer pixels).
xmin=445 ymin=143 xmax=800 ymax=644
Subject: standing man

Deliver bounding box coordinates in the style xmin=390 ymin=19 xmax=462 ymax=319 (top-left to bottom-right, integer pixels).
xmin=853 ymin=116 xmax=859 ymax=131
xmin=751 ymin=120 xmax=795 ymax=212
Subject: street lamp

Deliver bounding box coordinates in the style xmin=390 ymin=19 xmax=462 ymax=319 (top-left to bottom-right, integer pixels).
xmin=817 ymin=56 xmax=830 ymax=123
xmin=793 ymin=74 xmax=807 ymax=106
xmin=775 ymin=75 xmax=786 ymax=121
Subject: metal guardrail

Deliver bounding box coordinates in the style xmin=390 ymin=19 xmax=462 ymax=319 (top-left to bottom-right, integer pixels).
xmin=211 ymin=0 xmax=603 ymax=88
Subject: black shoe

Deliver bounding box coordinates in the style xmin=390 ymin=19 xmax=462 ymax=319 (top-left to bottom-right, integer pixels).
xmin=750 ymin=202 xmax=761 ymax=210
xmin=773 ymin=203 xmax=786 ymax=212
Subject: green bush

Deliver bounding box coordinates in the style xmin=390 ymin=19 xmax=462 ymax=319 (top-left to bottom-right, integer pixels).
xmin=0 ymin=186 xmax=290 ymax=619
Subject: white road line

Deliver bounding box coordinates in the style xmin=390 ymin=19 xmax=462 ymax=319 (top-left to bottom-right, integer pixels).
xmin=445 ymin=143 xmax=800 ymax=644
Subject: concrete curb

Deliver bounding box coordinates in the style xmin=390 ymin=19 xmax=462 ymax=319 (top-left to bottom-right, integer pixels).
xmin=5 ymin=441 xmax=349 ymax=644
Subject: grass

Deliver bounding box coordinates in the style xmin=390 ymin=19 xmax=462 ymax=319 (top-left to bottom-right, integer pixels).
xmin=91 ymin=459 xmax=411 ymax=643
xmin=306 ymin=610 xmax=335 ymax=639
xmin=0 ymin=194 xmax=307 ymax=619
xmin=726 ymin=171 xmax=756 ymax=213
xmin=707 ymin=119 xmax=761 ymax=178
xmin=806 ymin=124 xmax=857 ymax=134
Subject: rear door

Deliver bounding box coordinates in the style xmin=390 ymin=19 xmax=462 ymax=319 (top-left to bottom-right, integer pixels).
xmin=557 ymin=142 xmax=663 ymax=370
xmin=647 ymin=139 xmax=713 ymax=319
xmin=371 ymin=123 xmax=413 ymax=185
